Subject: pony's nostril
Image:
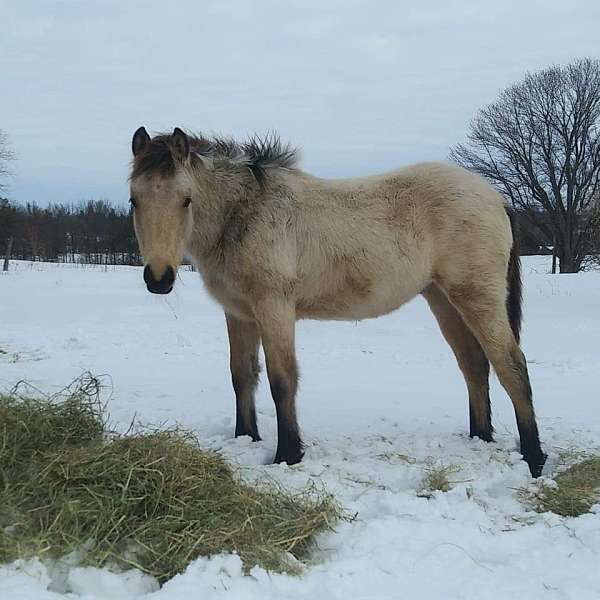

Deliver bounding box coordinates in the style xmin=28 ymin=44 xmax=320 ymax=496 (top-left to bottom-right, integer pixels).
xmin=143 ymin=264 xmax=175 ymax=293
xmin=162 ymin=266 xmax=175 ymax=288
xmin=143 ymin=265 xmax=154 ymax=286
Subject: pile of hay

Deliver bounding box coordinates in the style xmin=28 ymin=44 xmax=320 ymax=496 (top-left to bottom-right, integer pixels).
xmin=521 ymin=454 xmax=600 ymax=517
xmin=0 ymin=375 xmax=339 ymax=583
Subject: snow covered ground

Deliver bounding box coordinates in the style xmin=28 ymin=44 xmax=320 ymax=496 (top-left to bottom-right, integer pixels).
xmin=1 ymin=256 xmax=600 ymax=600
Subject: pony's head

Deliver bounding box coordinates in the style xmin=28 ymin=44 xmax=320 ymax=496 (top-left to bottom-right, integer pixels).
xmin=129 ymin=127 xmax=195 ymax=294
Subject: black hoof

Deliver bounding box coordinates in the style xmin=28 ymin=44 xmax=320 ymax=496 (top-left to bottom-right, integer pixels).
xmin=274 ymin=452 xmax=304 ymax=466
xmin=526 ymin=452 xmax=547 ymax=478
xmin=274 ymin=444 xmax=304 ymax=466
xmin=235 ymin=428 xmax=261 ymax=442
xmin=469 ymin=431 xmax=494 ymax=443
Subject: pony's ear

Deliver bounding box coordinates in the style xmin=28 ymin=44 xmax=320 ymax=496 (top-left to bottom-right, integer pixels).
xmin=171 ymin=127 xmax=190 ymax=162
xmin=132 ymin=126 xmax=150 ymax=156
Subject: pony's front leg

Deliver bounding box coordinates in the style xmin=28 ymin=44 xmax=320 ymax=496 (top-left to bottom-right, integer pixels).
xmin=225 ymin=313 xmax=261 ymax=441
xmin=255 ymin=299 xmax=304 ymax=465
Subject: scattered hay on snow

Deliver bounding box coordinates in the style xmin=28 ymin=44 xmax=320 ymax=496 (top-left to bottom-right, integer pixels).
xmin=521 ymin=454 xmax=600 ymax=517
xmin=0 ymin=375 xmax=339 ymax=583
xmin=417 ymin=461 xmax=461 ymax=498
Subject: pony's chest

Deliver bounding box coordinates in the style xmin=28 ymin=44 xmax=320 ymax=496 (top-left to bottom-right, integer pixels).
xmin=199 ymin=267 xmax=255 ymax=320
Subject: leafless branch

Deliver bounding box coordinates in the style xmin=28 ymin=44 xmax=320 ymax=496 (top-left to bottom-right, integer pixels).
xmin=0 ymin=129 xmax=15 ymax=192
xmin=450 ymin=58 xmax=600 ymax=272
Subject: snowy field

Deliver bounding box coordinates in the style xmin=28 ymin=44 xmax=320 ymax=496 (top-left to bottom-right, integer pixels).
xmin=1 ymin=257 xmax=600 ymax=600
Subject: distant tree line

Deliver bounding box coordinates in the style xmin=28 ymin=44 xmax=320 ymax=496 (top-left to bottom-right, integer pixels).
xmin=0 ymin=198 xmax=141 ymax=265
xmin=0 ymin=193 xmax=556 ymax=266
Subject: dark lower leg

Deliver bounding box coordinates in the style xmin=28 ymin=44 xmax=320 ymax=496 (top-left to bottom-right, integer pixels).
xmin=233 ymin=370 xmax=261 ymax=441
xmin=515 ymin=413 xmax=546 ymax=477
xmin=466 ymin=358 xmax=493 ymax=441
xmin=270 ymin=375 xmax=304 ymax=465
xmin=484 ymin=344 xmax=545 ymax=477
xmin=257 ymin=301 xmax=303 ymax=466
xmin=226 ymin=314 xmax=261 ymax=441
xmin=506 ymin=347 xmax=546 ymax=476
xmin=468 ymin=380 xmax=493 ymax=442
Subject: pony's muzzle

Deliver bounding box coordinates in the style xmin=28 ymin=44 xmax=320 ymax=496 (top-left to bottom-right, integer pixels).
xmin=143 ymin=264 xmax=175 ymax=294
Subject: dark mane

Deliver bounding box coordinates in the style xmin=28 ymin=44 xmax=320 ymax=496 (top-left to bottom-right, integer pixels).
xmin=131 ymin=135 xmax=178 ymax=179
xmin=131 ymin=131 xmax=300 ymax=185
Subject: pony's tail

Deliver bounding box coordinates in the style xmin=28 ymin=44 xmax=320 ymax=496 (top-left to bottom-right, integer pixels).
xmin=505 ymin=208 xmax=522 ymax=345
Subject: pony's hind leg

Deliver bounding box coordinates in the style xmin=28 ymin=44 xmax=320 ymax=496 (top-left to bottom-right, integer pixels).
xmin=422 ymin=283 xmax=493 ymax=442
xmin=225 ymin=313 xmax=261 ymax=441
xmin=444 ymin=280 xmax=546 ymax=477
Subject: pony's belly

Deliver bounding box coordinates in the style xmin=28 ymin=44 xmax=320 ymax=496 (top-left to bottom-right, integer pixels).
xmin=296 ymin=283 xmax=419 ymax=321
xmin=297 ymin=303 xmax=400 ymax=321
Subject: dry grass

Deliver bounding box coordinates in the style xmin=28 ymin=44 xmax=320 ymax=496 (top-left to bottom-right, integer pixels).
xmin=521 ymin=455 xmax=600 ymax=517
xmin=0 ymin=375 xmax=340 ymax=583
xmin=375 ymin=451 xmax=416 ymax=464
xmin=417 ymin=462 xmax=460 ymax=498
xmin=0 ymin=375 xmax=105 ymax=484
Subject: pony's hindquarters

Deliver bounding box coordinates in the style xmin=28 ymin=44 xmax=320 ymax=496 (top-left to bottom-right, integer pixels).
xmin=428 ymin=183 xmax=545 ymax=477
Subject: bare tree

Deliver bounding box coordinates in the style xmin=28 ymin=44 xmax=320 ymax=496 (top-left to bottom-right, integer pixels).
xmin=0 ymin=131 xmax=15 ymax=269
xmin=585 ymin=197 xmax=600 ymax=268
xmin=0 ymin=129 xmax=14 ymax=192
xmin=451 ymin=58 xmax=600 ymax=273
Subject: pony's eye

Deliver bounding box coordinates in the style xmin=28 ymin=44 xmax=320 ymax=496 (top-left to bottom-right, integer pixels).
xmin=129 ymin=197 xmax=137 ymax=209
xmin=183 ymin=197 xmax=192 ymax=208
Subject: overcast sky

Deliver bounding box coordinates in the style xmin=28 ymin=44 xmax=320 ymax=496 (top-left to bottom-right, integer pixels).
xmin=2 ymin=0 xmax=599 ymax=206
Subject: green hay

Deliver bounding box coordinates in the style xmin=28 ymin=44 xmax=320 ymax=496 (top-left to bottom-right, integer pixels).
xmin=0 ymin=375 xmax=105 ymax=485
xmin=0 ymin=376 xmax=339 ymax=583
xmin=521 ymin=456 xmax=600 ymax=517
